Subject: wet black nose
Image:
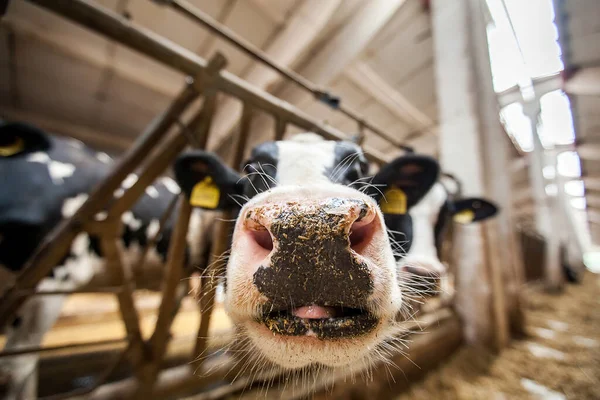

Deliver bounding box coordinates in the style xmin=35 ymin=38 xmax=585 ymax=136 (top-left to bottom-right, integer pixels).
xmin=245 ymin=198 xmax=377 ymax=309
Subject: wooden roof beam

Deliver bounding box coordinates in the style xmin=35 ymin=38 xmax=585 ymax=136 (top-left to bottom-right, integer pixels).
xmin=206 ymin=0 xmax=343 ymax=148
xmin=343 ymin=61 xmax=437 ymax=140
xmin=1 ymin=107 xmax=132 ymax=152
xmin=218 ymin=0 xmax=409 ymax=149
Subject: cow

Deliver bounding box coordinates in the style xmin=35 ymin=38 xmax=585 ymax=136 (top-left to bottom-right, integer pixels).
xmin=0 ymin=122 xmax=214 ymax=399
xmin=172 ymin=133 xmax=446 ymax=385
xmin=392 ymin=175 xmax=499 ymax=308
xmin=174 ymin=133 xmax=501 ymax=388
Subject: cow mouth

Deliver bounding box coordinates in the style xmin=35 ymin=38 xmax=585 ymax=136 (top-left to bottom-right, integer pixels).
xmin=259 ymin=305 xmax=379 ymax=339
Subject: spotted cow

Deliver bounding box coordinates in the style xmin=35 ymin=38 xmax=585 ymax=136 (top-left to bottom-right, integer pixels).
xmin=0 ymin=122 xmax=213 ymax=399
xmin=173 ymin=133 xmax=444 ymax=384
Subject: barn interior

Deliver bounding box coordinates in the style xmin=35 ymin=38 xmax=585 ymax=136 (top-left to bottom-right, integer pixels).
xmin=0 ymin=0 xmax=599 ymax=399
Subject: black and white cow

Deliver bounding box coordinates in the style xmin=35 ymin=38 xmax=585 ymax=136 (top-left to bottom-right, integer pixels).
xmin=391 ymin=176 xmax=499 ymax=302
xmin=174 ymin=133 xmax=500 ymax=384
xmin=0 ymin=122 xmax=213 ymax=399
xmin=173 ymin=133 xmax=443 ymax=381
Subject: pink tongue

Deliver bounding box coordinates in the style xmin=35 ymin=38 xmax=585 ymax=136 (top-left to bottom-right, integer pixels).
xmin=292 ymin=305 xmax=337 ymax=319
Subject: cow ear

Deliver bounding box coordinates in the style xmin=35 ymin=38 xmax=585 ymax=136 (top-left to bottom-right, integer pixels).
xmin=0 ymin=122 xmax=52 ymax=158
xmin=368 ymin=154 xmax=440 ymax=214
xmin=173 ymin=151 xmax=244 ymax=211
xmin=452 ymin=198 xmax=499 ymax=224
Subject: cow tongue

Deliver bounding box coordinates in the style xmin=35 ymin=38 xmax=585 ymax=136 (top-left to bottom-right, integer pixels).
xmin=292 ymin=305 xmax=337 ymax=319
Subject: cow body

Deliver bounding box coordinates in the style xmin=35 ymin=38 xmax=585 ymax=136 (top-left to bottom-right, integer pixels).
xmin=0 ymin=122 xmax=213 ymax=399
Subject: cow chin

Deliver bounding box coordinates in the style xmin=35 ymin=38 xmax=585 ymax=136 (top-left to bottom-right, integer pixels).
xmin=222 ymin=185 xmax=404 ymax=371
xmin=241 ymin=319 xmax=392 ymax=369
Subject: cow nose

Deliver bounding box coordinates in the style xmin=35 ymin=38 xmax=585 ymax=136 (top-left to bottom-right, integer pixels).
xmin=243 ymin=198 xmax=377 ymax=256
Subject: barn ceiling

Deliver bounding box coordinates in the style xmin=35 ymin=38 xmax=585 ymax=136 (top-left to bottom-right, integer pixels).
xmin=0 ymin=0 xmax=437 ymax=159
xmin=554 ymin=0 xmax=600 ymax=244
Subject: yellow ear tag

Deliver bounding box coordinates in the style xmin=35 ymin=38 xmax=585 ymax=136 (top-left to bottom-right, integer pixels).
xmin=380 ymin=187 xmax=407 ymax=215
xmin=0 ymin=137 xmax=24 ymax=157
xmin=454 ymin=209 xmax=475 ymax=224
xmin=190 ymin=177 xmax=220 ymax=209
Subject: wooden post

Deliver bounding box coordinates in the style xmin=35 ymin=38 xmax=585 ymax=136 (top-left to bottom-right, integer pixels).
xmin=98 ymin=223 xmax=147 ymax=378
xmin=192 ymin=102 xmax=254 ymax=367
xmin=133 ymin=199 xmax=192 ymax=398
xmin=523 ymin=101 xmax=564 ymax=292
xmin=431 ymin=0 xmax=513 ymax=350
xmin=274 ymin=117 xmax=287 ymax=141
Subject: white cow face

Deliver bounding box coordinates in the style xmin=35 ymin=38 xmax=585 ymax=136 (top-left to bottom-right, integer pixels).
xmin=174 ymin=133 xmax=439 ymax=375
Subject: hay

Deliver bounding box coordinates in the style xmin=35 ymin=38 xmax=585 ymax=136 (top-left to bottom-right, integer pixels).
xmin=396 ymin=273 xmax=600 ymax=400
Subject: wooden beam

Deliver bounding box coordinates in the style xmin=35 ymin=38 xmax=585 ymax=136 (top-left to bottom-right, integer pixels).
xmin=565 ymin=66 xmax=600 ymax=96
xmin=205 ymin=0 xmax=342 ymax=148
xmin=588 ymin=209 xmax=600 ymax=224
xmin=0 ymin=106 xmax=132 ymax=152
xmin=1 ymin=16 xmax=179 ymax=99
xmin=344 ymin=61 xmax=437 ymax=139
xmin=241 ymin=0 xmax=408 ymax=146
xmin=577 ymin=142 xmax=600 ymax=160
xmin=586 ymin=194 xmax=600 ymax=208
xmin=584 ymin=176 xmax=600 ymax=191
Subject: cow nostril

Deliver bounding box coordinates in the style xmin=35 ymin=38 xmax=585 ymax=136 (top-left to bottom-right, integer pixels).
xmin=249 ymin=227 xmax=273 ymax=251
xmin=349 ymin=217 xmax=376 ymax=250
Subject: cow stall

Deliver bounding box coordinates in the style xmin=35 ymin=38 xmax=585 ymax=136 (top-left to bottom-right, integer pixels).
xmin=0 ymin=1 xmax=523 ymax=399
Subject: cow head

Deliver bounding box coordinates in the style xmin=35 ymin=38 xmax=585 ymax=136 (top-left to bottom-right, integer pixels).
xmin=175 ymin=133 xmax=439 ymax=372
xmin=392 ymin=177 xmax=499 ymax=300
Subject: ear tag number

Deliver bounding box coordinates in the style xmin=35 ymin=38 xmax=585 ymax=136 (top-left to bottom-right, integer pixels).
xmin=454 ymin=210 xmax=475 ymax=224
xmin=0 ymin=137 xmax=24 ymax=157
xmin=190 ymin=177 xmax=220 ymax=209
xmin=380 ymin=187 xmax=407 ymax=215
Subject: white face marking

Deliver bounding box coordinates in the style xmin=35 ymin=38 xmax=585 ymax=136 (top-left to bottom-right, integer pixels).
xmin=122 ymin=173 xmax=138 ymax=189
xmin=275 ymin=133 xmax=337 ymax=186
xmin=160 ymin=177 xmax=181 ymax=195
xmin=95 ymin=211 xmax=108 ymax=221
xmin=121 ymin=211 xmax=142 ymax=230
xmin=69 ymin=139 xmax=84 ymax=149
xmin=27 ymin=152 xmax=76 ymax=184
xmin=96 ymin=152 xmax=112 ymax=164
xmin=146 ymin=219 xmax=160 ymax=239
xmin=145 ymin=185 xmax=159 ymax=199
xmin=61 ymin=193 xmax=89 ymax=218
xmin=400 ymin=183 xmax=448 ymax=275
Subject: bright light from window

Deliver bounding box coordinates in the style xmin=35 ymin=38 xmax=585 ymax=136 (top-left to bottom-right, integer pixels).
xmin=500 ymin=103 xmax=533 ymax=152
xmin=545 ymin=183 xmax=558 ymax=196
xmin=486 ymin=0 xmax=563 ymax=93
xmin=571 ymin=197 xmax=587 ymax=210
xmin=583 ymin=251 xmax=600 ymax=273
xmin=501 ymin=0 xmax=563 ymax=78
xmin=538 ymin=90 xmax=576 ymax=147
xmin=543 ymin=165 xmax=556 ymax=179
xmin=564 ymin=180 xmax=585 ymax=197
xmin=557 ymin=151 xmax=582 ymax=178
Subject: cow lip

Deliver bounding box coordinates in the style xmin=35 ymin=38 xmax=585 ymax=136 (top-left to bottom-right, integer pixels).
xmin=258 ymin=305 xmax=379 ymax=339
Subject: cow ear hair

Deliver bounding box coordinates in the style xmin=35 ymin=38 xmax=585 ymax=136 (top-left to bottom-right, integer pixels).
xmin=173 ymin=151 xmax=243 ymax=211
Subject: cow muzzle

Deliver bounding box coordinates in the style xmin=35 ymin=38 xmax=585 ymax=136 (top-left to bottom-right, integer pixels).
xmin=239 ymin=197 xmax=382 ymax=339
